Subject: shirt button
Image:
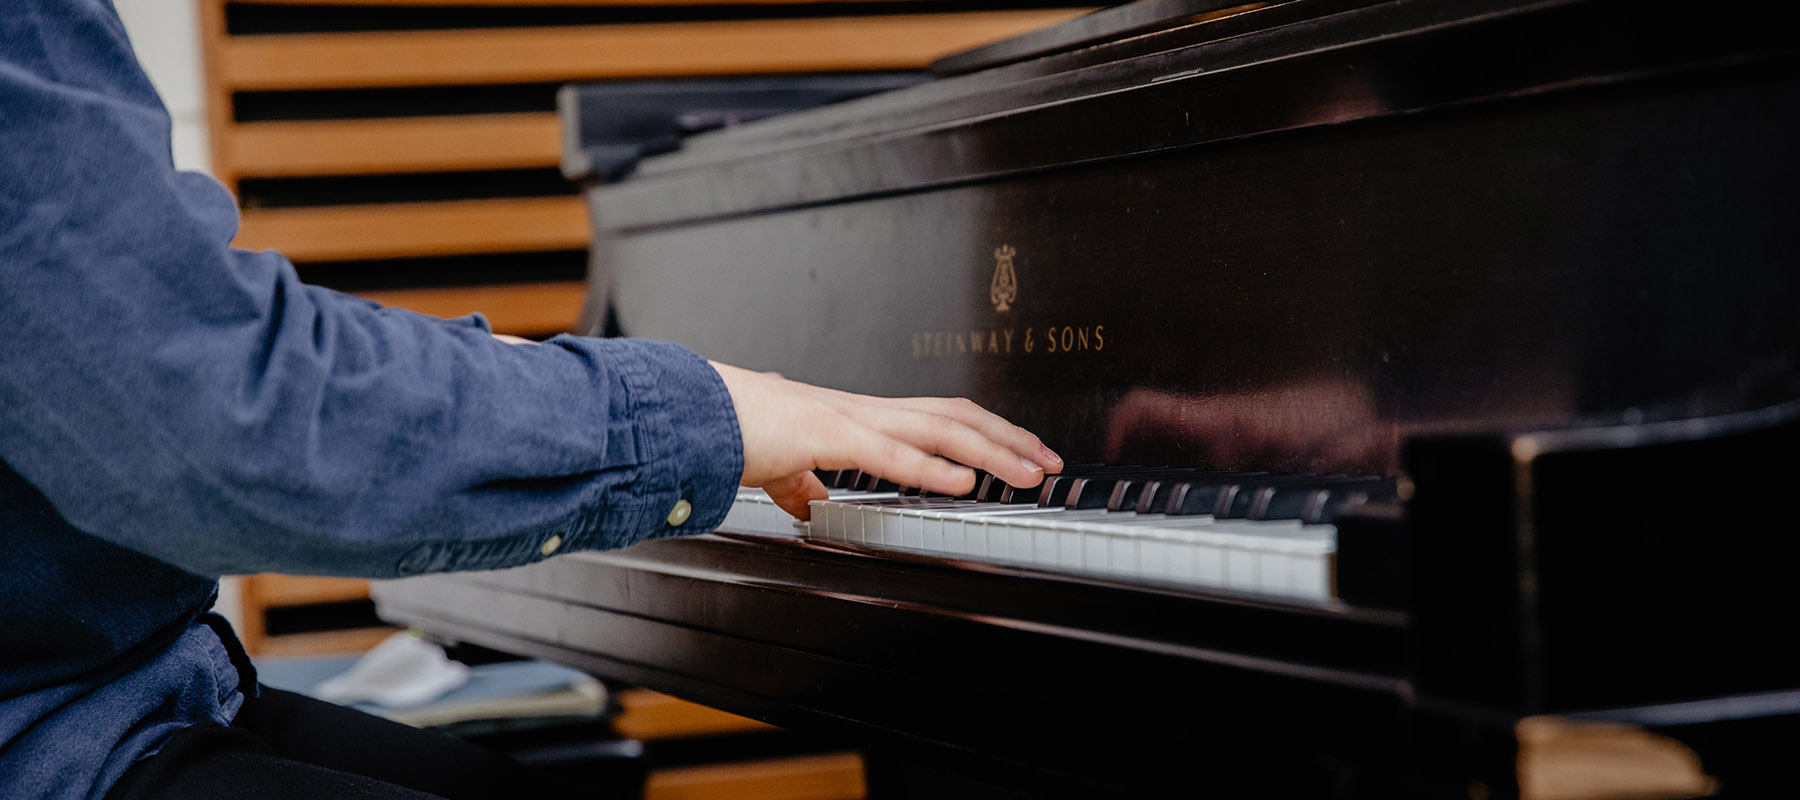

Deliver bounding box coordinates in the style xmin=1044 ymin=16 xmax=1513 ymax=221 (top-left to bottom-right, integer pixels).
xmin=666 ymin=499 xmax=693 ymax=527
xmin=539 ymin=535 xmax=563 ymax=556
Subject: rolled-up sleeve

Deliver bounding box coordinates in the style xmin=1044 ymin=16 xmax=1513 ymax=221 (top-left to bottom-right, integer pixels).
xmin=0 ymin=3 xmax=743 ymax=578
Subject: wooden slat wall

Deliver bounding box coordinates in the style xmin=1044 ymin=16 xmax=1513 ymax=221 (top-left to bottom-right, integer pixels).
xmin=216 ymin=13 xmax=1087 ymax=90
xmin=236 ymin=196 xmax=589 ymax=261
xmin=647 ymin=753 xmax=866 ymax=800
xmin=358 ymin=282 xmax=591 ymax=333
xmin=237 ymin=574 xmax=396 ymax=656
xmin=614 ymin=690 xmax=865 ymax=800
xmin=200 ymin=0 xmax=1085 ymax=337
xmin=230 ymin=113 xmax=563 ymax=176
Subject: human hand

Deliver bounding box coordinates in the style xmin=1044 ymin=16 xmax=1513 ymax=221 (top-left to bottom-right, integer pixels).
xmin=709 ymin=361 xmax=1062 ymax=519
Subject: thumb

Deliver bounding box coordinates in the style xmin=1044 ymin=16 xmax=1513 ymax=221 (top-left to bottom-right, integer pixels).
xmin=762 ymin=472 xmax=829 ymax=521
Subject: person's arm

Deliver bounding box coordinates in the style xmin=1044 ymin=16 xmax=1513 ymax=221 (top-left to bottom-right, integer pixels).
xmin=0 ymin=1 xmax=1056 ymax=579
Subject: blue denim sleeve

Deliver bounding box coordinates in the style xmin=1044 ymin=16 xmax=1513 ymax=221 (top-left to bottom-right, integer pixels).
xmin=0 ymin=3 xmax=744 ymax=578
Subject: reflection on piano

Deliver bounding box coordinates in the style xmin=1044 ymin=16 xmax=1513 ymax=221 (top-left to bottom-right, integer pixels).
xmin=373 ymin=0 xmax=1800 ymax=796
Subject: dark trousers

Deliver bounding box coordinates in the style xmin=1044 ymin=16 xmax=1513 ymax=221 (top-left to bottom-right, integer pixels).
xmin=105 ymin=686 xmax=582 ymax=799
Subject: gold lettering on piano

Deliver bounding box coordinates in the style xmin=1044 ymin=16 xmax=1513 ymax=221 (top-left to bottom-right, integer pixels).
xmin=989 ymin=245 xmax=1018 ymax=312
xmin=910 ymin=325 xmax=1106 ymax=358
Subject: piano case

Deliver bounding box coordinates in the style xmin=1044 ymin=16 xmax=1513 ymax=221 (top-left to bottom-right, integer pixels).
xmin=375 ymin=1 xmax=1800 ymax=796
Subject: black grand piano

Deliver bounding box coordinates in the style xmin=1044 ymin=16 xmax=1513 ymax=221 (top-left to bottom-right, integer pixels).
xmin=371 ymin=0 xmax=1800 ymax=796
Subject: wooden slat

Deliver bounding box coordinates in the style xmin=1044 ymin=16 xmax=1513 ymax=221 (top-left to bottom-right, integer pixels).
xmin=356 ymin=280 xmax=588 ymax=336
xmin=229 ymin=113 xmax=562 ymax=177
xmin=250 ymin=575 xmax=372 ymax=607
xmin=1517 ymin=717 xmax=1716 ymax=800
xmin=254 ymin=626 xmax=402 ymax=658
xmin=217 ymin=10 xmax=1092 ymax=90
xmin=234 ymin=0 xmax=913 ymax=5
xmin=235 ymin=196 xmax=588 ymax=262
xmin=646 ymin=752 xmax=866 ymax=800
xmin=613 ymin=689 xmax=776 ymax=739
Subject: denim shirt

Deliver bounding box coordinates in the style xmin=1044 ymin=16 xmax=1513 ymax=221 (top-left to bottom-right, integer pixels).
xmin=1 ymin=3 xmax=744 ymax=797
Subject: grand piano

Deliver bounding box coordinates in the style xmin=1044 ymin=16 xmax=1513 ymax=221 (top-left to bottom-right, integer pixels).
xmin=371 ymin=0 xmax=1800 ymax=796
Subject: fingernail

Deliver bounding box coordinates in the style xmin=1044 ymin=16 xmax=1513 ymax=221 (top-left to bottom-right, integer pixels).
xmin=1039 ymin=445 xmax=1063 ymax=465
xmin=1019 ymin=456 xmax=1044 ymax=474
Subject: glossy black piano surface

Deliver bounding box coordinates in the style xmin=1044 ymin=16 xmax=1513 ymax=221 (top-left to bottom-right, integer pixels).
xmin=373 ymin=0 xmax=1800 ymax=796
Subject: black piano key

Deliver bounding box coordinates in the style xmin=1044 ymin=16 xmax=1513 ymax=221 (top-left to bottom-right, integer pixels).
xmin=976 ymin=464 xmax=1203 ymax=511
xmin=1064 ymin=478 xmax=1119 ymax=510
xmin=1041 ymin=466 xmax=1178 ymax=508
xmin=1246 ymin=476 xmax=1395 ymax=521
xmin=978 ymin=463 xmax=1122 ymax=506
xmin=1036 ymin=475 xmax=1084 ymax=507
xmin=1146 ymin=471 xmax=1278 ymax=516
xmin=1063 ymin=468 xmax=1205 ymax=510
xmin=1231 ymin=475 xmax=1368 ymax=518
xmin=975 ymin=473 xmax=1008 ymax=502
xmin=1107 ymin=479 xmax=1155 ymax=512
xmin=1166 ymin=483 xmax=1229 ymax=516
xmin=1136 ymin=481 xmax=1178 ymax=514
xmin=1298 ymin=479 xmax=1400 ymax=525
xmin=1124 ymin=472 xmax=1227 ymax=513
xmin=1249 ymin=486 xmax=1330 ymax=521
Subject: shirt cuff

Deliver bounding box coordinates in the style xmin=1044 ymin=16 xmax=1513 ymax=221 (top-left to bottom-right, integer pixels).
xmin=388 ymin=337 xmax=744 ymax=577
xmin=561 ymin=337 xmax=743 ymax=549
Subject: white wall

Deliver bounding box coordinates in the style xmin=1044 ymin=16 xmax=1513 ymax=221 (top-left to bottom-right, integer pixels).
xmin=113 ymin=0 xmax=211 ymax=174
xmin=112 ymin=0 xmax=242 ymax=630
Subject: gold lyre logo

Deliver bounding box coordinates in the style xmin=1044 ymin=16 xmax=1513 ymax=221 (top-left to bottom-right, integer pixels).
xmin=989 ymin=245 xmax=1018 ymax=312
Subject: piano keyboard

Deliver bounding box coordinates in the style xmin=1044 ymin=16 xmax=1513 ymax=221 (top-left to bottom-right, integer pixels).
xmin=718 ymin=466 xmax=1395 ymax=603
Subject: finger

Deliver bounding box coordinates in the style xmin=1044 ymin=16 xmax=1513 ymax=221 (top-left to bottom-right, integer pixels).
xmin=804 ymin=388 xmax=1060 ymax=471
xmin=762 ymin=471 xmax=827 ymax=521
xmin=816 ymin=422 xmax=978 ymax=497
xmin=851 ymin=407 xmax=1047 ymax=489
xmin=881 ymin=396 xmax=1061 ymax=472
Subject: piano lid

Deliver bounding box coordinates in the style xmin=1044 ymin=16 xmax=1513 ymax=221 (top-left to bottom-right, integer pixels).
xmin=596 ymin=0 xmax=1800 ymax=232
xmin=930 ymin=0 xmax=1274 ymax=76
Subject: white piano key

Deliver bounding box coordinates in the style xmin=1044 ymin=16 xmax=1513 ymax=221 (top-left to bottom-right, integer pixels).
xmin=807 ymin=500 xmax=835 ymax=541
xmin=918 ymin=506 xmax=965 ymax=553
xmin=1105 ymin=529 xmax=1140 ymax=580
xmin=1083 ymin=527 xmax=1112 ymax=573
xmin=957 ymin=506 xmax=1059 ymax=563
xmin=930 ymin=509 xmax=966 ymax=555
xmin=1164 ymin=530 xmax=1200 ymax=585
xmin=1223 ymin=532 xmax=1261 ymax=592
xmin=894 ymin=502 xmax=972 ymax=552
xmin=802 ymin=492 xmax=1342 ymax=604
